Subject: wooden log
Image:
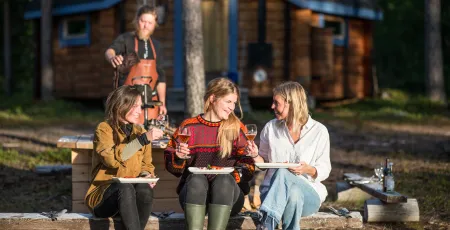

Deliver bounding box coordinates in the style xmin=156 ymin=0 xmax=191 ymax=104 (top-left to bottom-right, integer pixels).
xmin=335 ymin=181 xmax=372 ymax=203
xmin=34 ymin=165 xmax=72 ymax=176
xmin=364 ymin=198 xmax=420 ymax=222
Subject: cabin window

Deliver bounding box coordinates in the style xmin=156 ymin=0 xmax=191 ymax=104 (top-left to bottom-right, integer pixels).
xmin=318 ymin=14 xmax=347 ymax=47
xmin=59 ymin=15 xmax=91 ymax=48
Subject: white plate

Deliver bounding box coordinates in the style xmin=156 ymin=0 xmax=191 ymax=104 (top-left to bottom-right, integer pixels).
xmin=112 ymin=177 xmax=160 ymax=183
xmin=255 ymin=163 xmax=300 ymax=169
xmin=188 ymin=167 xmax=234 ymax=174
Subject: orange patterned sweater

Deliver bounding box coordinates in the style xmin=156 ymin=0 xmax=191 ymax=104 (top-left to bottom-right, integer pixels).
xmin=164 ymin=114 xmax=255 ymax=194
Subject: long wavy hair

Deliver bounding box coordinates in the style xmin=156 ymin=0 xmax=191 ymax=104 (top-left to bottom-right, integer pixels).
xmin=105 ymin=85 xmax=141 ymax=130
xmin=204 ymin=78 xmax=243 ymax=158
xmin=273 ymin=81 xmax=309 ymax=133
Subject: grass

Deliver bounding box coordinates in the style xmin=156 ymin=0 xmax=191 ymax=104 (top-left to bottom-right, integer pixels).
xmin=0 ymin=94 xmax=104 ymax=127
xmin=313 ymin=89 xmax=450 ymax=126
xmin=0 ymin=147 xmax=71 ymax=170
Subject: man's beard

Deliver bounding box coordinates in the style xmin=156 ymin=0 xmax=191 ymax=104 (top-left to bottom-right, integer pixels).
xmin=137 ymin=29 xmax=152 ymax=40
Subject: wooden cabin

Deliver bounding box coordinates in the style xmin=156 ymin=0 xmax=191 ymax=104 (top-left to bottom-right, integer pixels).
xmin=24 ymin=0 xmax=382 ymax=104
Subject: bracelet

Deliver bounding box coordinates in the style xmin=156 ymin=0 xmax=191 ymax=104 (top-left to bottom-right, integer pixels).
xmin=252 ymin=154 xmax=259 ymax=158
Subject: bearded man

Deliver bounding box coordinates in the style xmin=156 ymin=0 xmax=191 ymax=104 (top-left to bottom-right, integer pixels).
xmin=105 ymin=5 xmax=167 ymax=118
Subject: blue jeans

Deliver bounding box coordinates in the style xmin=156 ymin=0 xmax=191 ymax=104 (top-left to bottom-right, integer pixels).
xmin=260 ymin=169 xmax=321 ymax=230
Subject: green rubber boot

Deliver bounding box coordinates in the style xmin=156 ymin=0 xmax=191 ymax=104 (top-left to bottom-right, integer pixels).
xmin=185 ymin=203 xmax=206 ymax=230
xmin=207 ymin=204 xmax=232 ymax=230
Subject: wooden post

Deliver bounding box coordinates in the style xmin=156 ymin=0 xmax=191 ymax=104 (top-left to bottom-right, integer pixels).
xmin=40 ymin=0 xmax=54 ymax=101
xmin=364 ymin=198 xmax=420 ymax=222
xmin=3 ymin=0 xmax=11 ymax=96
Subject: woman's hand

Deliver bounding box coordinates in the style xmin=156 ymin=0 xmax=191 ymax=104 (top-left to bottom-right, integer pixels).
xmin=288 ymin=161 xmax=317 ymax=177
xmin=175 ymin=143 xmax=190 ymax=159
xmin=145 ymin=127 xmax=164 ymax=141
xmin=145 ymin=173 xmax=157 ymax=188
xmin=246 ymin=140 xmax=259 ymax=157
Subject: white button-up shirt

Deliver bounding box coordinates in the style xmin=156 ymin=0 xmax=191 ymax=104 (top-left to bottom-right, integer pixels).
xmin=259 ymin=116 xmax=331 ymax=203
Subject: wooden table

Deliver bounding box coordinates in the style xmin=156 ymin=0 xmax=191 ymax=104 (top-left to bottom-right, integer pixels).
xmin=342 ymin=173 xmax=419 ymax=222
xmin=57 ymin=134 xmax=182 ymax=213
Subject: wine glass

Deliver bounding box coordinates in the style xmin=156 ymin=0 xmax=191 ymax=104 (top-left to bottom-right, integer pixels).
xmin=157 ymin=115 xmax=169 ymax=138
xmin=245 ymin=124 xmax=257 ymax=141
xmin=374 ymin=163 xmax=384 ymax=184
xmin=177 ymin=126 xmax=191 ymax=159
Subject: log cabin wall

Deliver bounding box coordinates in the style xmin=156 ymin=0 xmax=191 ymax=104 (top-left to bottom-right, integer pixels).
xmin=238 ymin=0 xmax=287 ymax=96
xmin=53 ymin=8 xmax=117 ymax=99
xmin=310 ymin=13 xmax=372 ymax=99
xmin=52 ymin=0 xmax=175 ymax=99
xmin=290 ymin=8 xmax=312 ymax=91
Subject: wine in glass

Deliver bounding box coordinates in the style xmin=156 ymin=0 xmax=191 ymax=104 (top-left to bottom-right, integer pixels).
xmin=245 ymin=124 xmax=257 ymax=141
xmin=177 ymin=126 xmax=191 ymax=159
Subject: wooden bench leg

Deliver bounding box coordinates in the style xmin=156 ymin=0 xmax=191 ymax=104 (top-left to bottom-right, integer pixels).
xmin=364 ymin=198 xmax=420 ymax=222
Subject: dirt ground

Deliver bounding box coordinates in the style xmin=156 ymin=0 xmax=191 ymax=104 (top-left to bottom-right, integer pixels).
xmin=0 ymin=117 xmax=449 ymax=229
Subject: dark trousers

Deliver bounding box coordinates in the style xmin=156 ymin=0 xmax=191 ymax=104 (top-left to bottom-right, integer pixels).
xmin=94 ymin=183 xmax=154 ymax=230
xmin=179 ymin=174 xmax=245 ymax=216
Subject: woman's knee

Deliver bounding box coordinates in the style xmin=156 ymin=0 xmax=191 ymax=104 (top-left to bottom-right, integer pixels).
xmin=117 ymin=183 xmax=136 ymax=197
xmin=287 ymin=185 xmax=303 ymax=204
xmin=274 ymin=168 xmax=291 ymax=177
xmin=186 ymin=174 xmax=209 ymax=194
xmin=135 ymin=184 xmax=154 ymax=197
xmin=212 ymin=174 xmax=235 ymax=188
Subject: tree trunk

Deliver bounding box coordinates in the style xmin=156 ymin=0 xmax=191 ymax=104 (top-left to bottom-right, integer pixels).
xmin=183 ymin=0 xmax=205 ymax=117
xmin=41 ymin=0 xmax=53 ymax=101
xmin=424 ymin=0 xmax=446 ymax=103
xmin=3 ymin=0 xmax=11 ymax=96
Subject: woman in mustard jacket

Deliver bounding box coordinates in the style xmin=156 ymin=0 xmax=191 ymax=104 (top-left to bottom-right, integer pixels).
xmin=85 ymin=85 xmax=164 ymax=230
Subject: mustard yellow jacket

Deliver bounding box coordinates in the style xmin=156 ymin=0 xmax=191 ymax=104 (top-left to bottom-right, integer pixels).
xmin=84 ymin=121 xmax=155 ymax=212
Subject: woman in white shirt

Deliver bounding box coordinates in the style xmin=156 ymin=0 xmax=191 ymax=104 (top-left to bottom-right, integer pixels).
xmin=248 ymin=82 xmax=331 ymax=230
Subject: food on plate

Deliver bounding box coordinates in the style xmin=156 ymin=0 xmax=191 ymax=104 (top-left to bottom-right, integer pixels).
xmin=197 ymin=164 xmax=225 ymax=170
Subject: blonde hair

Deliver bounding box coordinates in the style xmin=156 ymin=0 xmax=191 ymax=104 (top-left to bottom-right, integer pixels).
xmin=204 ymin=78 xmax=243 ymax=158
xmin=273 ymin=81 xmax=309 ymax=133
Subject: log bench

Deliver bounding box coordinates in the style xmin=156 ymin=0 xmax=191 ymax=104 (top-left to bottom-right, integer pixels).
xmin=55 ymin=135 xmax=364 ymax=229
xmin=336 ymin=173 xmax=420 ymax=222
xmin=0 ymin=212 xmax=363 ymax=229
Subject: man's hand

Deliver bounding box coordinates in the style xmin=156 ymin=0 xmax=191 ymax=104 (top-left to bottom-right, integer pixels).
xmin=159 ymin=105 xmax=167 ymax=115
xmin=110 ymin=55 xmax=124 ymax=68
